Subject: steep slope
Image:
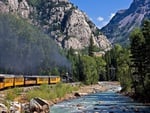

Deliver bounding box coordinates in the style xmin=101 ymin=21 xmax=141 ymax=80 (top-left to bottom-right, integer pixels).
xmin=0 ymin=14 xmax=71 ymax=74
xmin=101 ymin=0 xmax=150 ymax=45
xmin=0 ymin=0 xmax=111 ymax=50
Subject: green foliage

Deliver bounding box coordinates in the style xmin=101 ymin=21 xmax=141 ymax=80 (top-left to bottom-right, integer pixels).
xmin=80 ymin=56 xmax=98 ymax=85
xmin=117 ymin=52 xmax=131 ymax=92
xmin=142 ymin=20 xmax=150 ymax=77
xmin=67 ymin=47 xmax=106 ymax=83
xmin=51 ymin=68 xmax=60 ymax=75
xmin=104 ymin=44 xmax=123 ymax=81
xmin=66 ymin=48 xmax=81 ymax=81
xmin=104 ymin=44 xmax=132 ymax=91
xmin=26 ymin=83 xmax=79 ymax=100
xmin=129 ymin=20 xmax=150 ymax=98
xmin=88 ymin=37 xmax=95 ymax=57
xmin=130 ymin=28 xmax=146 ymax=93
xmin=95 ymin=57 xmax=106 ymax=81
xmin=6 ymin=88 xmax=23 ymax=101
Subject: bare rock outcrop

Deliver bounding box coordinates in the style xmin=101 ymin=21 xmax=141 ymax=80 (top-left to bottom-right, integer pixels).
xmin=0 ymin=0 xmax=30 ymax=18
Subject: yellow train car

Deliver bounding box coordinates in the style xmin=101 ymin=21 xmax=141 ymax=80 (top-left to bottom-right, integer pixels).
xmin=0 ymin=75 xmax=4 ymax=90
xmin=57 ymin=76 xmax=61 ymax=82
xmin=50 ymin=76 xmax=60 ymax=84
xmin=3 ymin=75 xmax=14 ymax=88
xmin=0 ymin=74 xmax=61 ymax=90
xmin=24 ymin=76 xmax=37 ymax=85
xmin=14 ymin=76 xmax=24 ymax=86
xmin=37 ymin=76 xmax=49 ymax=85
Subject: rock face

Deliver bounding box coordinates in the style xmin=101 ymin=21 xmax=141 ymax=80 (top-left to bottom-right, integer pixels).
xmin=101 ymin=0 xmax=150 ymax=45
xmin=0 ymin=0 xmax=111 ymax=50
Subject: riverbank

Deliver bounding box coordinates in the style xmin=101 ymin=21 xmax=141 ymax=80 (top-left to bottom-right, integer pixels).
xmin=0 ymin=82 xmax=120 ymax=112
xmin=50 ymin=86 xmax=150 ymax=113
xmin=121 ymin=91 xmax=150 ymax=105
xmin=48 ymin=82 xmax=120 ymax=106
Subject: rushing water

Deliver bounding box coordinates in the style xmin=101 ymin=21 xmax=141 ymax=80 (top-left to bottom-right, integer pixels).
xmin=50 ymin=85 xmax=150 ymax=113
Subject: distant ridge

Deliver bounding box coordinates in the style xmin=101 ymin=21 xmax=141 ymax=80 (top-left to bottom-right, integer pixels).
xmin=101 ymin=0 xmax=150 ymax=45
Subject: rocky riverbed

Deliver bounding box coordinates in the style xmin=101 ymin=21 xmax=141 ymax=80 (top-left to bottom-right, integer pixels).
xmin=51 ymin=90 xmax=150 ymax=113
xmin=0 ymin=82 xmax=120 ymax=113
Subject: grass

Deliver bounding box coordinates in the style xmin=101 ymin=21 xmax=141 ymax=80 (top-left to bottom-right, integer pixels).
xmin=4 ymin=83 xmax=79 ymax=104
xmin=26 ymin=83 xmax=79 ymax=100
xmin=5 ymin=87 xmax=23 ymax=101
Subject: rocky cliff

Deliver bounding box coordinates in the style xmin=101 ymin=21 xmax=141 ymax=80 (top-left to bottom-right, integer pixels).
xmin=0 ymin=0 xmax=111 ymax=50
xmin=101 ymin=0 xmax=150 ymax=45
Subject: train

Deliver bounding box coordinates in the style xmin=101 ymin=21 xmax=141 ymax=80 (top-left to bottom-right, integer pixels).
xmin=0 ymin=74 xmax=60 ymax=90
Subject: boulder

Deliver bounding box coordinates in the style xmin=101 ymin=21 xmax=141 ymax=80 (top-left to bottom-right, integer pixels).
xmin=9 ymin=101 xmax=22 ymax=113
xmin=0 ymin=103 xmax=8 ymax=113
xmin=30 ymin=98 xmax=49 ymax=113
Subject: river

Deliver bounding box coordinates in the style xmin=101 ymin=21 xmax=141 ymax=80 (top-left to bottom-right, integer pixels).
xmin=50 ymin=84 xmax=150 ymax=113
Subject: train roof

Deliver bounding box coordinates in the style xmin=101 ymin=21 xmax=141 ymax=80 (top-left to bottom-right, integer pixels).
xmin=0 ymin=74 xmax=60 ymax=78
xmin=0 ymin=74 xmax=23 ymax=78
xmin=24 ymin=75 xmax=60 ymax=78
xmin=0 ymin=74 xmax=14 ymax=77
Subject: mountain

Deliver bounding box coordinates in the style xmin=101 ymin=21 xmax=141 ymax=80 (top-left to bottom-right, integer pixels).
xmin=101 ymin=0 xmax=150 ymax=45
xmin=0 ymin=0 xmax=111 ymax=51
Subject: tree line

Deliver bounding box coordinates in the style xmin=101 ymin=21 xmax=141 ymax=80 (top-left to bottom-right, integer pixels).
xmin=129 ymin=20 xmax=150 ymax=101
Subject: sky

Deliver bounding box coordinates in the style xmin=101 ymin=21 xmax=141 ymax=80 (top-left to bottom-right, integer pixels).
xmin=69 ymin=0 xmax=133 ymax=28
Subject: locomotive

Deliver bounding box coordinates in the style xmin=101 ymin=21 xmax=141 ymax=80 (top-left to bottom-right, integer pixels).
xmin=0 ymin=74 xmax=60 ymax=90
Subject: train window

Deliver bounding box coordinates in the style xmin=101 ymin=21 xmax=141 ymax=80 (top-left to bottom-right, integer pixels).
xmin=51 ymin=78 xmax=56 ymax=81
xmin=15 ymin=78 xmax=23 ymax=82
xmin=39 ymin=78 xmax=47 ymax=81
xmin=0 ymin=78 xmax=4 ymax=82
xmin=25 ymin=77 xmax=36 ymax=80
xmin=5 ymin=78 xmax=13 ymax=83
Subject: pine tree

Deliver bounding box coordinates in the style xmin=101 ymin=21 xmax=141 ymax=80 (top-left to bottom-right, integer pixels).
xmin=80 ymin=56 xmax=98 ymax=84
xmin=88 ymin=37 xmax=95 ymax=57
xmin=130 ymin=28 xmax=146 ymax=94
xmin=142 ymin=20 xmax=150 ymax=76
xmin=141 ymin=20 xmax=150 ymax=95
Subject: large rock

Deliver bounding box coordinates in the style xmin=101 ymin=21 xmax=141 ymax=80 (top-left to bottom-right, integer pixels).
xmin=0 ymin=103 xmax=8 ymax=113
xmin=65 ymin=9 xmax=92 ymax=48
xmin=30 ymin=98 xmax=49 ymax=113
xmin=10 ymin=101 xmax=22 ymax=113
xmin=0 ymin=1 xmax=9 ymax=13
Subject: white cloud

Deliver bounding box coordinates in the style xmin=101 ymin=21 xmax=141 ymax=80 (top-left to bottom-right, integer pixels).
xmin=97 ymin=21 xmax=109 ymax=29
xmin=109 ymin=13 xmax=115 ymax=20
xmin=97 ymin=16 xmax=104 ymax=22
xmin=96 ymin=13 xmax=115 ymax=28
